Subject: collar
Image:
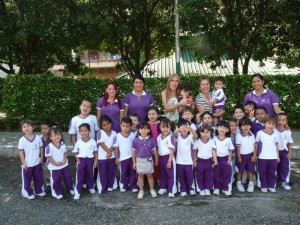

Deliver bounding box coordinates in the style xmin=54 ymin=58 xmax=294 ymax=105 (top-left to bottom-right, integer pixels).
xmin=138 ymin=135 xmax=150 ymax=140
xmin=241 ymin=132 xmax=253 ymax=137
xmin=252 ymin=89 xmax=267 ymax=95
xmin=132 ymin=90 xmax=146 ymax=96
xmin=107 ymin=98 xmax=118 ymax=103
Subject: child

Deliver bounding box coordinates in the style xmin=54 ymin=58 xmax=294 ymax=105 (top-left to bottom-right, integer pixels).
xmin=96 ymin=115 xmax=118 ymax=193
xmin=69 ymin=99 xmax=100 ymax=146
xmin=244 ymin=101 xmax=257 ymax=121
xmin=181 ymin=106 xmax=197 ymax=131
xmin=114 ymin=117 xmax=138 ymax=192
xmin=157 ymin=118 xmax=177 ymax=197
xmin=251 ymin=106 xmax=267 ymax=136
xmin=255 ymin=115 xmax=280 ymax=192
xmin=235 ymin=118 xmax=256 ymax=193
xmin=73 ymin=123 xmax=98 ymax=200
xmin=18 ymin=119 xmax=45 ymax=199
xmin=232 ymin=106 xmax=245 ymax=133
xmin=193 ymin=124 xmax=217 ymax=196
xmin=130 ymin=113 xmax=140 ymax=136
xmin=45 ymin=127 xmax=74 ymax=199
xmin=275 ymin=113 xmax=293 ymax=190
xmin=132 ymin=122 xmax=159 ymax=199
xmin=227 ymin=117 xmax=238 ymax=191
xmin=198 ymin=112 xmax=215 ymax=135
xmin=178 ymin=82 xmax=194 ymax=112
xmin=147 ymin=106 xmax=160 ymax=184
xmin=174 ymin=120 xmax=198 ymax=197
xmin=213 ymin=120 xmax=234 ymax=196
xmin=210 ymin=76 xmax=226 ymax=126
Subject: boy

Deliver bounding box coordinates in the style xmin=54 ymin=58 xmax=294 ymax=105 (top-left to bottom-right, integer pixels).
xmin=130 ymin=113 xmax=140 ymax=135
xmin=181 ymin=106 xmax=197 ymax=131
xmin=178 ymin=82 xmax=194 ymax=112
xmin=210 ymin=76 xmax=226 ymax=126
xmin=251 ymin=106 xmax=267 ymax=137
xmin=244 ymin=101 xmax=256 ymax=121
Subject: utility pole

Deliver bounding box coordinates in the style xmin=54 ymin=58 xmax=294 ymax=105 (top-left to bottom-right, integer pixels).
xmin=175 ymin=0 xmax=181 ymax=75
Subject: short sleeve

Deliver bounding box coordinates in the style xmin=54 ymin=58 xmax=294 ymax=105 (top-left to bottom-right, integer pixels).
xmin=120 ymin=100 xmax=125 ymax=111
xmin=228 ymin=138 xmax=234 ymax=150
xmin=288 ymin=131 xmax=294 ymax=144
xmin=45 ymin=145 xmax=52 ymax=157
xmin=235 ymin=134 xmax=242 ymax=146
xmin=242 ymin=93 xmax=251 ymax=106
xmin=62 ymin=144 xmax=68 ymax=153
xmin=68 ymin=117 xmax=76 ymax=135
xmin=18 ymin=138 xmax=24 ymax=150
xmin=113 ymin=135 xmax=119 ymax=147
xmin=255 ymin=132 xmax=261 ymax=143
xmin=96 ymin=98 xmax=104 ymax=109
xmin=123 ymin=93 xmax=130 ymax=106
xmin=132 ymin=138 xmax=138 ymax=151
xmin=151 ymin=138 xmax=156 ymax=151
xmin=112 ymin=133 xmax=117 ymax=146
xmin=148 ymin=93 xmax=154 ymax=106
xmin=93 ymin=116 xmax=100 ymax=132
xmin=216 ymin=89 xmax=225 ymax=100
xmin=72 ymin=142 xmax=79 ymax=153
xmin=269 ymin=90 xmax=279 ymax=105
xmin=168 ymin=135 xmax=176 ymax=149
xmin=211 ymin=140 xmax=216 ymax=150
xmin=96 ymin=130 xmax=102 ymax=143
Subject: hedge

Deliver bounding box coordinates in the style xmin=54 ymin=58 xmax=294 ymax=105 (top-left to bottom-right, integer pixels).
xmin=0 ymin=73 xmax=299 ymax=130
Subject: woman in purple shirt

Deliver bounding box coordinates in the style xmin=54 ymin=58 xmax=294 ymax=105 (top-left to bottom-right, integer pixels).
xmin=243 ymin=74 xmax=282 ymax=115
xmin=96 ymin=81 xmax=124 ymax=132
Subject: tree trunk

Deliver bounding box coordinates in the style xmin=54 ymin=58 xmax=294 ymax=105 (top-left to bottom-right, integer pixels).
xmin=233 ymin=57 xmax=239 ymax=75
xmin=242 ymin=55 xmax=252 ymax=75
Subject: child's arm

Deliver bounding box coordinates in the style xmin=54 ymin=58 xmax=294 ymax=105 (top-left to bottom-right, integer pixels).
xmin=132 ymin=150 xmax=136 ymax=170
xmin=211 ymin=149 xmax=218 ymax=168
xmin=71 ymin=134 xmax=77 ymax=146
xmin=276 ymin=143 xmax=280 ymax=163
xmin=46 ymin=156 xmax=60 ymax=167
xmin=236 ymin=146 xmax=242 ymax=163
xmin=99 ymin=143 xmax=112 ymax=159
xmin=153 ymin=149 xmax=159 ymax=167
xmin=193 ymin=150 xmax=197 ymax=168
xmin=188 ymin=126 xmax=198 ymax=139
xmin=115 ymin=147 xmax=119 ymax=165
xmin=287 ymin=143 xmax=292 ymax=160
xmin=74 ymin=153 xmax=80 ymax=164
xmin=62 ymin=152 xmax=68 ymax=166
xmin=93 ymin=151 xmax=98 ymax=168
xmin=227 ymin=151 xmax=232 ymax=165
xmin=252 ymin=143 xmax=258 ymax=162
xmin=173 ymin=127 xmax=180 ymax=138
xmin=195 ymin=113 xmax=201 ymax=125
xmin=167 ymin=149 xmax=174 ymax=168
xmin=19 ymin=150 xmax=28 ymax=170
xmin=209 ymin=99 xmax=218 ymax=107
xmin=39 ymin=147 xmax=44 ymax=164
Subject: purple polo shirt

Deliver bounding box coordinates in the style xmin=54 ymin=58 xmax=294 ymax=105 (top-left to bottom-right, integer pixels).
xmin=251 ymin=119 xmax=265 ymax=137
xmin=132 ymin=136 xmax=156 ymax=158
xmin=96 ymin=97 xmax=124 ymax=133
xmin=123 ymin=90 xmax=154 ymax=122
xmin=243 ymin=89 xmax=279 ymax=115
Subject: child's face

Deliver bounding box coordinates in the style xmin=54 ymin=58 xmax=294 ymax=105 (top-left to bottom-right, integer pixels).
xmin=130 ymin=116 xmax=139 ymax=130
xmin=50 ymin=132 xmax=62 ymax=143
xmin=200 ymin=129 xmax=211 ymax=140
xmin=277 ymin=115 xmax=288 ymax=127
xmin=101 ymin=120 xmax=112 ymax=133
xmin=229 ymin=121 xmax=237 ymax=134
xmin=255 ymin=109 xmax=267 ymax=123
xmin=120 ymin=122 xmax=131 ymax=134
xmin=80 ymin=100 xmax=92 ymax=116
xmin=241 ymin=124 xmax=251 ymax=134
xmin=217 ymin=125 xmax=229 ymax=137
xmin=139 ymin=127 xmax=150 ymax=138
xmin=40 ymin=125 xmax=50 ymax=137
xmin=79 ymin=126 xmax=90 ymax=139
xmin=148 ymin=109 xmax=158 ymax=123
xmin=160 ymin=124 xmax=171 ymax=136
xmin=214 ymin=80 xmax=224 ymax=90
xmin=233 ymin=108 xmax=245 ymax=120
xmin=182 ymin=111 xmax=193 ymax=122
xmin=202 ymin=114 xmax=213 ymax=125
xmin=179 ymin=124 xmax=190 ymax=136
xmin=244 ymin=104 xmax=254 ymax=114
xmin=22 ymin=123 xmax=34 ymax=136
xmin=182 ymin=89 xmax=190 ymax=97
xmin=265 ymin=121 xmax=276 ymax=132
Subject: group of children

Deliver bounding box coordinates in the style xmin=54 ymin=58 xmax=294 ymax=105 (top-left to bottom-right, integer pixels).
xmin=19 ymin=84 xmax=293 ymax=200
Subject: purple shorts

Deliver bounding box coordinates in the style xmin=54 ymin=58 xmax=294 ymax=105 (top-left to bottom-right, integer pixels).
xmin=236 ymin=153 xmax=255 ymax=173
xmin=212 ymin=105 xmax=225 ymax=114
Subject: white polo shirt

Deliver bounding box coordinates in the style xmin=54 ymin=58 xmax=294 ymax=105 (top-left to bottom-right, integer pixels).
xmin=256 ymin=130 xmax=279 ymax=159
xmin=213 ymin=136 xmax=234 ymax=157
xmin=45 ymin=142 xmax=68 ymax=170
xmin=97 ymin=130 xmax=117 ymax=160
xmin=113 ymin=132 xmax=136 ymax=161
xmin=235 ymin=132 xmax=255 ymax=155
xmin=194 ymin=138 xmax=216 ymax=159
xmin=176 ymin=133 xmax=194 ymax=165
xmin=72 ymin=138 xmax=97 ymax=158
xmin=274 ymin=129 xmax=293 ymax=151
xmin=18 ymin=135 xmax=43 ymax=167
xmin=157 ymin=133 xmax=175 ymax=156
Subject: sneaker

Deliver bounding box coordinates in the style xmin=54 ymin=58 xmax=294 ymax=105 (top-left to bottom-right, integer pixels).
xmin=27 ymin=195 xmax=35 ymax=200
xmin=268 ymin=188 xmax=276 ymax=193
xmin=199 ymin=190 xmax=205 ymax=196
xmin=120 ymin=188 xmax=126 ymax=193
xmin=168 ymin=193 xmax=175 ymax=198
xmin=132 ymin=189 xmax=138 ymax=193
xmin=45 ymin=185 xmax=51 ymax=194
xmin=56 ymin=194 xmax=63 ymax=200
xmin=213 ymin=189 xmax=219 ymax=195
xmin=74 ymin=194 xmax=80 ymax=200
xmin=237 ymin=182 xmax=245 ymax=192
xmin=158 ymin=189 xmax=167 ymax=195
xmin=189 ymin=190 xmax=196 ymax=196
xmin=107 ymin=188 xmax=113 ymax=192
xmin=180 ymin=192 xmax=187 ymax=197
xmin=35 ymin=192 xmax=46 ymax=197
xmin=205 ymin=189 xmax=211 ymax=196
xmin=70 ymin=190 xmax=75 ymax=195
xmin=150 ymin=189 xmax=157 ymax=198
xmin=247 ymin=182 xmax=254 ymax=193
xmin=137 ymin=190 xmax=144 ymax=199
xmin=281 ymin=182 xmax=291 ymax=190
xmin=89 ymin=189 xmax=96 ymax=194
xmin=223 ymin=191 xmax=232 ymax=196
xmin=261 ymin=188 xmax=268 ymax=193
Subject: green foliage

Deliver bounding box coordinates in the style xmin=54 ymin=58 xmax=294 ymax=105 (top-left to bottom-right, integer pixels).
xmin=0 ymin=74 xmax=300 ymax=130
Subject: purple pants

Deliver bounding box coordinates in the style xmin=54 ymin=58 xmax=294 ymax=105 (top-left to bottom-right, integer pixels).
xmin=177 ymin=164 xmax=194 ymax=192
xmin=236 ymin=153 xmax=255 ymax=173
xmin=159 ymin=155 xmax=176 ymax=194
xmin=196 ymin=158 xmax=214 ymax=191
xmin=75 ymin=158 xmax=95 ymax=194
xmin=258 ymin=159 xmax=278 ymax=188
xmin=119 ymin=158 xmax=138 ymax=190
xmin=21 ymin=163 xmax=44 ymax=197
xmin=214 ymin=156 xmax=232 ymax=191
xmin=97 ymin=158 xmax=117 ymax=193
xmin=278 ymin=151 xmax=290 ymax=183
xmin=50 ymin=166 xmax=74 ymax=197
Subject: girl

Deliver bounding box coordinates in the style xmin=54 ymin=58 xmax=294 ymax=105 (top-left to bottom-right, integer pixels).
xmin=251 ymin=106 xmax=267 ymax=136
xmin=73 ymin=123 xmax=98 ymax=200
xmin=157 ymin=118 xmax=177 ymax=197
xmin=18 ymin=119 xmax=45 ymax=199
xmin=275 ymin=113 xmax=293 ymax=190
xmin=198 ymin=112 xmax=215 ymax=135
xmin=194 ymin=124 xmax=217 ymax=196
xmin=147 ymin=106 xmax=160 ymax=183
xmin=96 ymin=115 xmax=118 ymax=194
xmin=45 ymin=127 xmax=74 ymax=199
xmin=213 ymin=120 xmax=234 ymax=196
xmin=227 ymin=117 xmax=238 ymax=191
xmin=232 ymin=106 xmax=245 ymax=133
xmin=132 ymin=122 xmax=159 ymax=199
xmin=235 ymin=118 xmax=256 ymax=193
xmin=174 ymin=120 xmax=198 ymax=197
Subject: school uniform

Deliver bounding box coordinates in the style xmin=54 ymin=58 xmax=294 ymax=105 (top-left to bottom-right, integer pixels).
xmin=251 ymin=120 xmax=265 ymax=137
xmin=211 ymin=88 xmax=226 ymax=113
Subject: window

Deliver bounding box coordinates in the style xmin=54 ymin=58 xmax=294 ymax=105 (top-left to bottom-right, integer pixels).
xmin=108 ymin=68 xmax=113 ymax=74
xmin=99 ymin=69 xmax=105 ymax=74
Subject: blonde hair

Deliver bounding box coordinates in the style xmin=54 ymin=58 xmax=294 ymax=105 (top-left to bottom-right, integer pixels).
xmin=165 ymin=74 xmax=181 ymax=101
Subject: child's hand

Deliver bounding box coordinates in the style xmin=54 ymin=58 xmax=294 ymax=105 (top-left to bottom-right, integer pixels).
xmin=277 ymin=157 xmax=280 ymax=163
xmin=227 ymin=160 xmax=231 ymax=166
xmin=209 ymin=102 xmax=214 ymax=108
xmin=115 ymin=158 xmax=119 ymax=166
xmin=193 ymin=160 xmax=197 ymax=168
xmin=287 ymin=152 xmax=292 ymax=160
xmin=250 ymin=155 xmax=257 ymax=163
xmin=211 ymin=162 xmax=218 ymax=168
xmin=167 ymin=161 xmax=171 ymax=168
xmin=22 ymin=162 xmax=28 ymax=171
xmin=133 ymin=162 xmax=136 ymax=170
xmin=237 ymin=156 xmax=242 ymax=163
xmin=106 ymin=151 xmax=112 ymax=159
xmin=76 ymin=158 xmax=81 ymax=164
xmin=249 ymin=109 xmax=255 ymax=118
xmin=93 ymin=159 xmax=98 ymax=168
xmin=39 ymin=158 xmax=43 ymax=164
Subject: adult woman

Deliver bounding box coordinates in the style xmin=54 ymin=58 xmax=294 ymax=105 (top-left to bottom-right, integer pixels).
xmin=243 ymin=73 xmax=282 ymax=115
xmin=195 ymin=77 xmax=213 ymax=114
xmin=96 ymin=81 xmax=124 ymax=132
xmin=161 ymin=74 xmax=186 ymax=122
xmin=123 ymin=76 xmax=154 ymax=122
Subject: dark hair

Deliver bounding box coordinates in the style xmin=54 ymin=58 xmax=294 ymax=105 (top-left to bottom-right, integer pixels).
xmin=226 ymin=117 xmax=237 ymax=124
xmin=49 ymin=127 xmax=64 ymax=143
xmin=181 ymin=106 xmax=194 ymax=115
xmin=102 ymin=81 xmax=122 ymax=108
xmin=265 ymin=115 xmax=277 ymax=124
xmin=233 ymin=105 xmax=245 ymax=114
xmin=147 ymin=106 xmax=159 ymax=115
xmin=277 ymin=112 xmax=288 ymax=119
xmin=239 ymin=117 xmax=252 ymax=128
xmin=130 ymin=113 xmax=140 ymax=122
xmin=198 ymin=124 xmax=213 ymax=138
xmin=81 ymin=98 xmax=92 ymax=104
xmin=137 ymin=122 xmax=152 ymax=136
xmin=179 ymin=82 xmax=192 ymax=91
xmin=244 ymin=101 xmax=257 ymax=109
xmin=215 ymin=76 xmax=225 ymax=84
xmin=159 ymin=117 xmax=172 ymax=128
xmin=79 ymin=123 xmax=90 ymax=131
xmin=132 ymin=75 xmax=145 ymax=84
xmin=255 ymin=106 xmax=267 ymax=114
xmin=40 ymin=119 xmax=53 ymax=127
xmin=20 ymin=119 xmax=34 ymax=129
xmin=99 ymin=115 xmax=112 ymax=129
xmin=178 ymin=119 xmax=191 ymax=128
xmin=121 ymin=116 xmax=132 ymax=126
xmin=215 ymin=120 xmax=230 ymax=137
xmin=201 ymin=111 xmax=213 ymax=120
xmin=251 ymin=73 xmax=264 ymax=83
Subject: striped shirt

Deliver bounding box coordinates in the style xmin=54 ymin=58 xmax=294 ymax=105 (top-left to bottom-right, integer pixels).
xmin=195 ymin=92 xmax=212 ymax=113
